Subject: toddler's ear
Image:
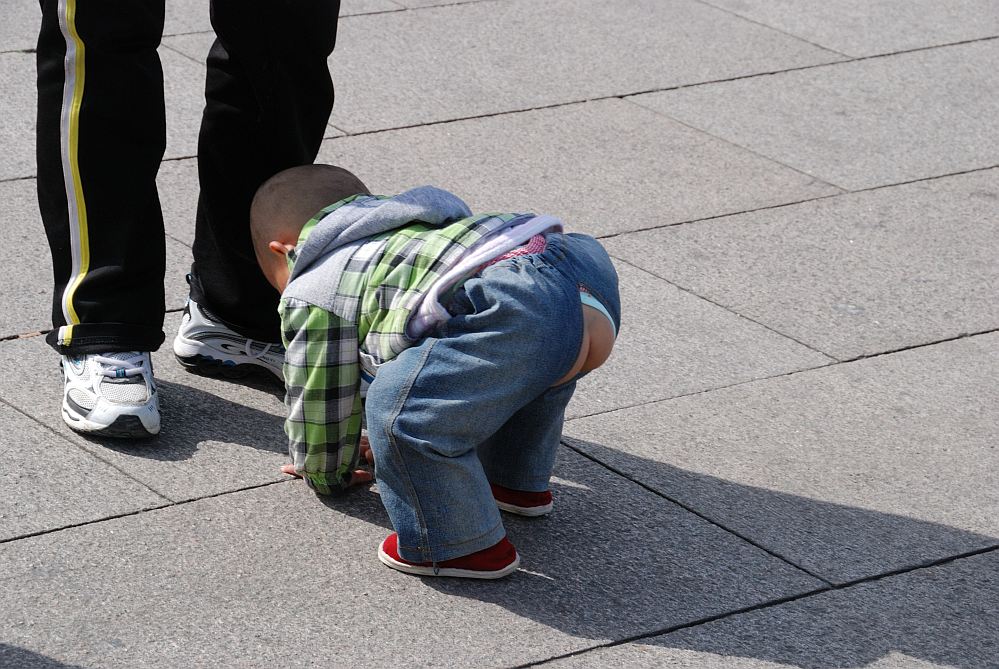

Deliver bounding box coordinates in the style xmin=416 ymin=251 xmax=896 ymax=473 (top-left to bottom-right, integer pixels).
xmin=268 ymin=241 xmax=296 ymax=257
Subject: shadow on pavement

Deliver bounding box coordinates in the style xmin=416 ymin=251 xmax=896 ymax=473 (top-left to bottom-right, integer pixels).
xmin=77 ymin=379 xmax=287 ymax=462
xmin=0 ymin=644 xmax=83 ymax=669
xmin=644 ymin=556 xmax=999 ymax=669
xmin=422 ymin=438 xmax=997 ymax=669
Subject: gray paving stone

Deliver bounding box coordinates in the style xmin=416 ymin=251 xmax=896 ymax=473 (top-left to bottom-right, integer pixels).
xmin=570 ymin=261 xmax=830 ymax=419
xmin=341 ymin=0 xmax=405 ymax=13
xmin=549 ymin=551 xmax=999 ymax=668
xmin=603 ymin=169 xmax=999 ymax=360
xmin=564 ymin=332 xmax=999 ymax=585
xmin=164 ymin=0 xmax=840 ymax=134
xmin=0 ymin=449 xmax=822 ymax=668
xmin=0 ymin=46 xmax=206 ymax=182
xmin=157 ymin=157 xmax=199 ymax=247
xmin=0 ymin=178 xmax=193 ymax=339
xmin=164 ymin=0 xmax=404 ymax=34
xmin=0 ymin=52 xmax=36 ymax=181
xmin=163 ymin=0 xmax=212 ymax=37
xmin=0 ymin=45 xmax=325 ymax=165
xmin=0 ymin=180 xmax=51 ymax=337
xmin=0 ymin=313 xmax=288 ymax=502
xmin=393 ymin=0 xmax=485 ymax=7
xmin=2 ymin=0 xmax=199 ymax=49
xmin=159 ymin=35 xmax=347 ymax=139
xmin=0 ymin=403 xmax=167 ymax=542
xmin=631 ymin=40 xmax=999 ymax=191
xmin=161 ymin=46 xmax=208 ymax=161
xmin=0 ymin=1 xmax=37 ymax=53
xmin=318 ymin=99 xmax=841 ymax=237
xmin=703 ymin=0 xmax=999 ymax=58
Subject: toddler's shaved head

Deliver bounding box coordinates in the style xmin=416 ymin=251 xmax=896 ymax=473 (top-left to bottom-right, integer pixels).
xmin=250 ymin=164 xmax=370 ymax=291
xmin=250 ymin=164 xmax=370 ymax=254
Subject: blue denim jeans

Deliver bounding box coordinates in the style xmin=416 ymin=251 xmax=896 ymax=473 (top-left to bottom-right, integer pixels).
xmin=365 ymin=232 xmax=621 ymax=563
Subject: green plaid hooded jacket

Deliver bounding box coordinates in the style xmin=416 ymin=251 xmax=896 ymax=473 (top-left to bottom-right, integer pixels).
xmin=280 ymin=188 xmax=527 ymax=494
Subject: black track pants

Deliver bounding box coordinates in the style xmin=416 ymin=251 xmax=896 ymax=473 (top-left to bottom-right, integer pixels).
xmin=37 ymin=0 xmax=340 ymax=354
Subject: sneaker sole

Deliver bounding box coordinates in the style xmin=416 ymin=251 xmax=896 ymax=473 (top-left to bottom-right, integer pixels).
xmin=175 ymin=352 xmax=282 ymax=384
xmin=378 ymin=546 xmax=520 ymax=579
xmin=62 ymin=406 xmax=159 ymax=438
xmin=495 ymin=500 xmax=553 ymax=517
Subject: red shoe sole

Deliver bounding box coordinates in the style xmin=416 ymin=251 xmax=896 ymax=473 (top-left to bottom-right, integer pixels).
xmin=491 ymin=483 xmax=553 ymax=517
xmin=495 ymin=498 xmax=553 ymax=517
xmin=377 ymin=537 xmax=520 ymax=579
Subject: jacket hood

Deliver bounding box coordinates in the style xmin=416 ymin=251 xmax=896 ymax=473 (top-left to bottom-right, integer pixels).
xmin=288 ymin=186 xmax=473 ymax=284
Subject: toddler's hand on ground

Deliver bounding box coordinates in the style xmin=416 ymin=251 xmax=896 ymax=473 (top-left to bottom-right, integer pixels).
xmin=280 ymin=463 xmax=373 ymax=487
xmin=280 ymin=436 xmax=375 ymax=488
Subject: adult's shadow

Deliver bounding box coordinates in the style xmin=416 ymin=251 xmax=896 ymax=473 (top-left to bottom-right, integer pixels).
xmin=423 ymin=438 xmax=998 ymax=669
xmin=79 ymin=378 xmax=287 ymax=462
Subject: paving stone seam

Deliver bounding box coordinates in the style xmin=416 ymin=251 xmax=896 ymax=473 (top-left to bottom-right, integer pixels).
xmin=319 ymin=96 xmax=611 ymax=141
xmin=620 ymin=96 xmax=851 ymax=192
xmin=156 ymin=40 xmax=213 ymax=68
xmin=328 ymin=121 xmax=350 ymax=136
xmin=155 ymin=0 xmax=413 ymax=39
xmin=611 ymin=255 xmax=840 ymax=361
xmin=5 ymin=20 xmax=997 ymax=128
xmin=561 ymin=437 xmax=834 ymax=586
xmin=4 ymin=306 xmax=995 ymax=402
xmin=308 ymin=31 xmax=997 ymax=147
xmin=693 ymin=0 xmax=851 ymax=58
xmin=0 ymin=331 xmax=44 ymax=344
xmin=165 ymin=230 xmax=190 ymax=248
xmin=595 ymin=163 xmax=999 ymax=242
xmin=0 ymin=477 xmax=289 ymax=547
xmin=835 ymin=326 xmax=999 ymax=365
xmin=333 ymin=0 xmax=501 ymax=19
xmin=325 ymin=27 xmax=997 ymax=140
xmin=566 ymin=362 xmax=827 ymax=424
xmin=0 ymin=174 xmax=35 ymax=185
xmin=0 ymin=396 xmax=174 ymax=508
xmin=5 ymin=137 xmax=995 ymax=195
xmin=617 ymin=33 xmax=999 ymax=100
xmin=516 ymin=543 xmax=999 ymax=669
xmin=5 ymin=56 xmax=996 ymax=181
xmin=0 ymin=307 xmax=186 ymax=342
xmin=697 ymin=1 xmax=999 ymax=60
xmin=303 ymin=35 xmax=992 ymax=144
xmin=155 ymin=0 xmax=504 ymax=69
xmin=0 ymin=0 xmax=493 ymax=59
xmin=563 ymin=328 xmax=999 ymax=424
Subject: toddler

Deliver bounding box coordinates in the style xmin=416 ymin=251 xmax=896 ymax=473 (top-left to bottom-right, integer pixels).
xmin=251 ymin=164 xmax=620 ymax=578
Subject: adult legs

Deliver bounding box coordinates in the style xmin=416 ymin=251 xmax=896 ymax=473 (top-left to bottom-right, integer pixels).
xmin=189 ymin=0 xmax=341 ymax=342
xmin=37 ymin=0 xmax=167 ymax=354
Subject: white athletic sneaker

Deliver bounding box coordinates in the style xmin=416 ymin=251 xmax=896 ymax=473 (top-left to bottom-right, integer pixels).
xmin=173 ymin=297 xmax=284 ymax=382
xmin=61 ymin=352 xmax=160 ymax=437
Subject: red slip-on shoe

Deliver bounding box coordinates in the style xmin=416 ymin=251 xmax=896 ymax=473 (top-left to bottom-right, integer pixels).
xmin=491 ymin=483 xmax=553 ymax=517
xmin=378 ymin=533 xmax=520 ymax=579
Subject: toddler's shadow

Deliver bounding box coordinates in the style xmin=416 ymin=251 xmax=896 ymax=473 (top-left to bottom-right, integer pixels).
xmin=419 ymin=438 xmax=998 ymax=669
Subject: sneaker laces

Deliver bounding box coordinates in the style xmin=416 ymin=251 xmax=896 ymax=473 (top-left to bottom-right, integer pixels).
xmin=93 ymin=352 xmax=149 ymax=379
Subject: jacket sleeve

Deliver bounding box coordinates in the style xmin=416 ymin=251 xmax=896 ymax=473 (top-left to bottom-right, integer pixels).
xmin=280 ymin=298 xmax=363 ymax=495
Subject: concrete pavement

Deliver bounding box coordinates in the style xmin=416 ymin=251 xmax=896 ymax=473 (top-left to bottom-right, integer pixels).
xmin=1 ymin=1 xmax=997 ymax=667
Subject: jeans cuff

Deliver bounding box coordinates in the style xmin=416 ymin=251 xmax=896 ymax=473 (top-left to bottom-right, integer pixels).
xmin=399 ymin=519 xmax=507 ymax=564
